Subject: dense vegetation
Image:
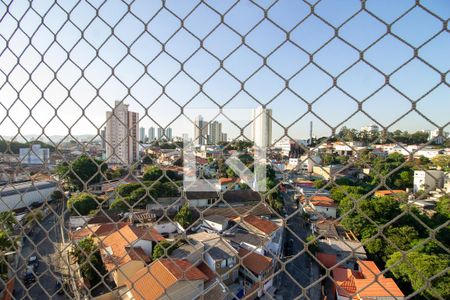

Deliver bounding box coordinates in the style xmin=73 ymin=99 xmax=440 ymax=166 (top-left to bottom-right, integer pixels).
xmin=337 ymin=127 xmax=431 ymax=145
xmin=332 ymin=180 xmax=450 ymax=299
xmin=109 ymin=180 xmax=180 ymax=211
xmin=56 ymin=155 xmax=107 ymax=191
xmin=70 ymin=237 xmax=106 ymax=285
xmin=67 ymin=193 xmax=100 ymax=216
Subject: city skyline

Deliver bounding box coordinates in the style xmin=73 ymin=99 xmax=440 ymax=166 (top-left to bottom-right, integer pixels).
xmin=0 ymin=1 xmax=448 ymax=140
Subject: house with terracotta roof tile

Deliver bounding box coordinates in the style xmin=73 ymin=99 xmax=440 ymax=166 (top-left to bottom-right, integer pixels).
xmin=332 ymin=260 xmax=404 ymax=300
xmin=301 ymin=195 xmax=337 ymax=219
xmin=97 ymin=224 xmax=164 ymax=286
xmin=123 ymin=259 xmax=210 ymax=300
xmin=185 ymin=232 xmax=239 ymax=285
xmin=235 ymin=215 xmax=283 ymax=257
xmin=238 ymin=248 xmax=274 ymax=299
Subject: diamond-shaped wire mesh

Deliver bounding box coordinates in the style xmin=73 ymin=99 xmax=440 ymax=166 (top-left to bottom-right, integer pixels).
xmin=0 ymin=0 xmax=449 ymax=299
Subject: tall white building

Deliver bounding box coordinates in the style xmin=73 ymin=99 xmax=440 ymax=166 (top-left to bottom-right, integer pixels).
xmin=207 ymin=121 xmax=223 ymax=145
xmin=157 ymin=127 xmax=164 ymax=140
xmin=429 ymin=129 xmax=448 ymax=145
xmin=166 ymin=127 xmax=173 ymax=140
xmin=148 ymin=127 xmax=155 ymax=141
xmin=252 ymin=107 xmax=272 ymax=148
xmin=105 ymin=101 xmax=139 ymax=165
xmin=139 ymin=127 xmax=146 ymax=142
xmin=194 ymin=115 xmax=208 ymax=146
xmin=413 ymin=170 xmax=445 ymax=192
xmin=19 ymin=144 xmax=50 ymax=165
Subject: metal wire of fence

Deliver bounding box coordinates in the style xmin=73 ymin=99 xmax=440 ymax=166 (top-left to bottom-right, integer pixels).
xmin=0 ymin=0 xmax=449 ymax=300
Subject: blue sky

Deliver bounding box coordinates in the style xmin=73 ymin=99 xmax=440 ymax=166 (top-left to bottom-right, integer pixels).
xmin=0 ymin=0 xmax=449 ymax=142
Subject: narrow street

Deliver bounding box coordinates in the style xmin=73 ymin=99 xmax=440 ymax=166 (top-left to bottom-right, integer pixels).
xmin=277 ymin=190 xmax=321 ymax=300
xmin=13 ymin=201 xmax=71 ymax=300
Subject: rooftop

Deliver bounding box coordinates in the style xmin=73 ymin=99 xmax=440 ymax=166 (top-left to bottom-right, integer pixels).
xmin=240 ymin=215 xmax=279 ymax=236
xmin=99 ymin=224 xmax=164 ymax=271
xmin=333 ymin=260 xmax=404 ymax=299
xmin=238 ymin=248 xmax=272 ymax=275
xmin=125 ymin=259 xmax=208 ymax=300
xmin=0 ymin=180 xmax=57 ymax=197
xmin=188 ymin=232 xmax=237 ymax=261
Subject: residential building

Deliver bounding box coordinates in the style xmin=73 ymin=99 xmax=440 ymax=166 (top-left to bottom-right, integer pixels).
xmin=148 ymin=127 xmax=155 ymax=141
xmin=273 ymin=136 xmax=292 ymax=157
xmin=252 ymin=107 xmax=272 ymax=148
xmin=374 ymin=190 xmax=407 ymax=198
xmin=99 ymin=224 xmax=164 ymax=286
xmin=301 ymin=195 xmax=337 ymax=219
xmin=157 ymin=127 xmax=163 ymax=140
xmin=218 ymin=177 xmax=241 ymax=191
xmin=413 ymin=170 xmax=445 ymax=192
xmin=139 ymin=127 xmax=146 ymax=142
xmin=333 ymin=260 xmax=404 ymax=300
xmin=105 ymin=101 xmax=139 ymax=165
xmin=444 ymin=173 xmax=450 ymax=194
xmin=186 ymin=232 xmax=239 ymax=285
xmin=233 ymin=215 xmax=283 ymax=257
xmin=123 ymin=259 xmax=209 ymax=300
xmin=203 ymin=215 xmax=229 ymax=232
xmin=166 ymin=127 xmax=173 ymax=140
xmin=194 ymin=115 xmax=208 ymax=145
xmin=19 ymin=144 xmax=50 ymax=165
xmin=101 ymin=128 xmax=106 ymax=150
xmin=428 ymin=128 xmax=448 ymax=145
xmin=207 ymin=121 xmax=223 ymax=145
xmin=238 ymin=248 xmax=274 ymax=299
xmin=0 ymin=180 xmax=57 ymax=212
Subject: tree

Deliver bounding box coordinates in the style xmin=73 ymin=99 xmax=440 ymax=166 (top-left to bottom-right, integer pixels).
xmin=70 ymin=237 xmax=106 ymax=285
xmin=50 ymin=190 xmax=65 ymax=202
xmin=143 ymin=166 xmax=180 ymax=182
xmin=116 ymin=183 xmax=143 ymax=197
xmin=109 ymin=197 xmax=131 ymax=212
xmin=105 ymin=167 xmax=127 ymax=180
xmin=370 ymin=153 xmax=413 ymax=189
xmin=0 ymin=231 xmax=16 ymax=255
xmin=152 ymin=240 xmax=180 ymax=260
xmin=174 ymin=204 xmax=193 ymax=228
xmin=436 ymin=196 xmax=450 ymax=220
xmin=387 ymin=251 xmax=450 ymax=299
xmin=56 ymin=155 xmax=107 ymax=190
xmin=431 ymin=155 xmax=450 ymax=171
xmin=67 ymin=193 xmax=99 ymax=216
xmin=0 ymin=211 xmax=16 ymax=233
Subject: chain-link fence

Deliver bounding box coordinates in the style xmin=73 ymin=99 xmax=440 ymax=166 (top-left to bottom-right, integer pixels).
xmin=0 ymin=0 xmax=449 ymax=299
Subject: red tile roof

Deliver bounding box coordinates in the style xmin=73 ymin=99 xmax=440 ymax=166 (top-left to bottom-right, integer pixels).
xmin=374 ymin=190 xmax=406 ymax=197
xmin=99 ymin=225 xmax=164 ymax=271
xmin=316 ymin=252 xmax=337 ymax=269
xmin=333 ymin=261 xmax=404 ymax=299
xmin=125 ymin=259 xmax=208 ymax=300
xmin=359 ymin=260 xmax=381 ymax=278
xmin=219 ymin=177 xmax=240 ymax=185
xmin=238 ymin=248 xmax=272 ymax=275
xmin=241 ymin=215 xmax=279 ymax=236
xmin=355 ymin=278 xmax=404 ymax=298
xmin=311 ymin=195 xmax=333 ymax=201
